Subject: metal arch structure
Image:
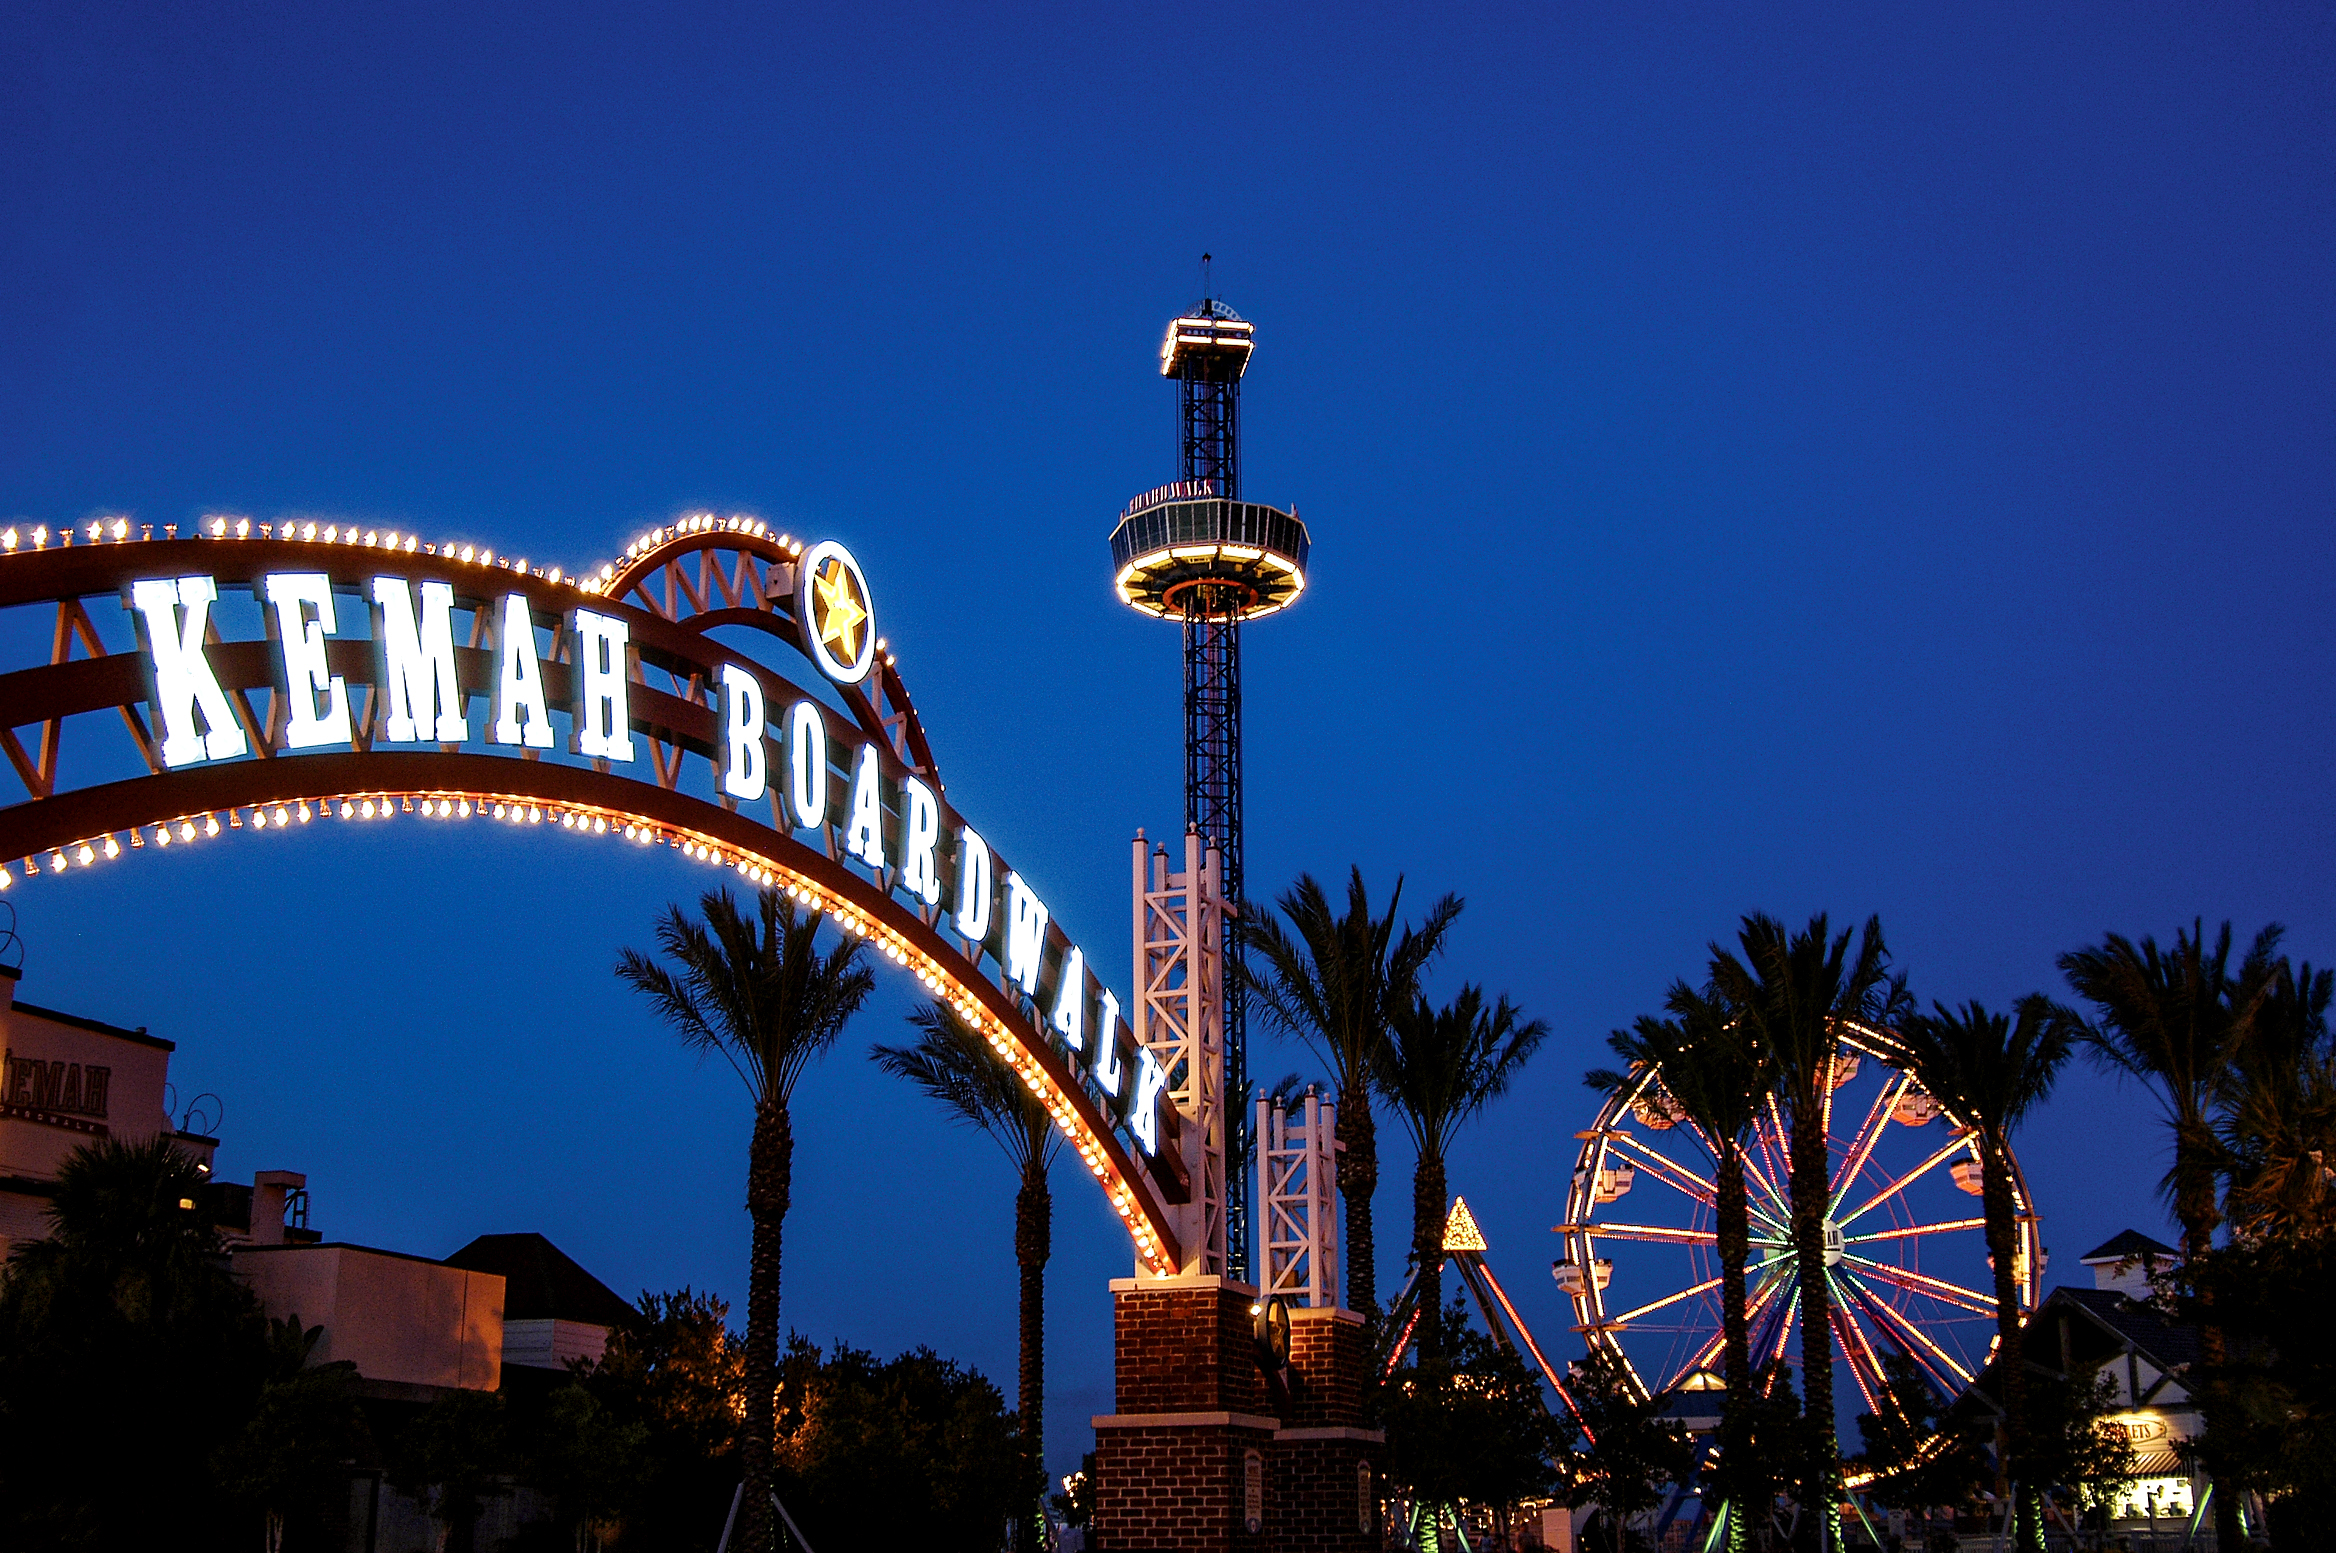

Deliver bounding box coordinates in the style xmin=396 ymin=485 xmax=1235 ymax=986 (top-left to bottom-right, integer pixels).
xmin=0 ymin=513 xmax=1186 ymax=1275
xmin=1558 ymin=1021 xmax=2042 ymax=1433
xmin=601 ymin=516 xmax=945 ymax=794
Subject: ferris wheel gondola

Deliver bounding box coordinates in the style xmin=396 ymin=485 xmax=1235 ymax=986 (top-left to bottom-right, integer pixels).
xmin=1555 ymin=1022 xmax=2042 ymax=1434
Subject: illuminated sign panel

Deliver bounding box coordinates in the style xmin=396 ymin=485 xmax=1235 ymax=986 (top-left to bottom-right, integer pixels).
xmin=126 ymin=576 xmax=247 ymax=766
xmin=90 ymin=553 xmax=1161 ymax=1171
xmin=371 ymin=578 xmax=467 ymax=743
xmin=796 ymin=540 xmax=875 ymax=686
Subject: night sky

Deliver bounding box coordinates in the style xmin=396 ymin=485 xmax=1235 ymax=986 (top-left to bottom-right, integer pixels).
xmin=4 ymin=2 xmax=2331 ymax=1481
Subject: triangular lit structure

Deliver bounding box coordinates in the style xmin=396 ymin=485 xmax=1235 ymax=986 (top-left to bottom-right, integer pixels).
xmin=1380 ymin=1195 xmax=1582 ymax=1427
xmin=1441 ymin=1196 xmax=1488 ymax=1253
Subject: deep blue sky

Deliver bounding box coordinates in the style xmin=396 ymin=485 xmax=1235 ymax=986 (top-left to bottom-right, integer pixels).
xmin=4 ymin=2 xmax=2332 ymax=1479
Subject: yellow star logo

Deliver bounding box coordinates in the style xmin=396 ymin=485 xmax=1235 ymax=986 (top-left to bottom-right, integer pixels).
xmin=813 ymin=557 xmax=867 ymax=662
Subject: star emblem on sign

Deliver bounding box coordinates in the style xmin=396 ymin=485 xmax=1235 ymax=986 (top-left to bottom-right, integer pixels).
xmin=795 ymin=539 xmax=877 ymax=685
xmin=813 ymin=556 xmax=867 ymax=661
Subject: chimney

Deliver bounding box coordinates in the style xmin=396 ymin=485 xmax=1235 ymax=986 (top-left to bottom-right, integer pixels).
xmin=250 ymin=1170 xmax=306 ymax=1247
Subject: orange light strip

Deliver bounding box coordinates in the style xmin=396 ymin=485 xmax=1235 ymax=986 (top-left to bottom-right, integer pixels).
xmin=4 ymin=782 xmax=1178 ymax=1277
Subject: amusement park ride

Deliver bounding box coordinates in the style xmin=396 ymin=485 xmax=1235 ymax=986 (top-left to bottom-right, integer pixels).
xmin=1560 ymin=1029 xmax=2042 ymax=1435
xmin=0 ymin=279 xmax=2042 ymax=1550
xmin=1109 ymin=270 xmax=1310 ymax=1281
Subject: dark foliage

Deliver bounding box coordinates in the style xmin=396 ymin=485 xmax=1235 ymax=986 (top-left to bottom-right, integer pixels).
xmin=1384 ymin=1295 xmax=1570 ymax=1517
xmin=529 ymin=1385 xmax=650 ymax=1550
xmin=1851 ymin=1352 xmax=1988 ymax=1514
xmin=573 ymin=1287 xmax=746 ymax=1549
xmin=1560 ymin=1347 xmax=1695 ymax=1553
xmin=2175 ymin=1233 xmax=2336 ymax=1530
xmin=772 ymin=1335 xmax=1020 ymax=1550
xmin=0 ymin=1136 xmax=274 ymax=1550
xmin=390 ymin=1390 xmax=511 ymax=1553
xmin=1722 ymin=1362 xmax=1805 ymax=1544
xmin=2021 ymin=1363 xmax=2135 ymax=1512
xmin=214 ymin=1315 xmax=365 ymax=1549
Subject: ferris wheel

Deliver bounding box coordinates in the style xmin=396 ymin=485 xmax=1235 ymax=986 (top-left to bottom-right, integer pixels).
xmin=1554 ymin=1022 xmax=2042 ymax=1429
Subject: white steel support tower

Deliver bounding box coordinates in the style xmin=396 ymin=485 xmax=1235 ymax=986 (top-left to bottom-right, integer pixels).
xmin=1255 ymin=1089 xmax=1340 ymax=1309
xmin=1132 ymin=828 xmax=1228 ymax=1277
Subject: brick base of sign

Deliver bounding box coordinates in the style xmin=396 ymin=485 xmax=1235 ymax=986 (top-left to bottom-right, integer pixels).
xmin=1091 ymin=1276 xmax=1384 ymax=1553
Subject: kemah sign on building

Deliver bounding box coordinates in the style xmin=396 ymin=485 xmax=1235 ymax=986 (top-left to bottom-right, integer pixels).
xmin=0 ymin=514 xmax=1185 ymax=1272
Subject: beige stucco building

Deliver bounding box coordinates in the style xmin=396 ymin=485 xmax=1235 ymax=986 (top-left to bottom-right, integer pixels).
xmin=0 ymin=962 xmax=218 ymax=1251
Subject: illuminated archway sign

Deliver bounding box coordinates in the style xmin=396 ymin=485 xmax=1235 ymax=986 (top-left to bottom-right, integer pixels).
xmin=0 ymin=514 xmax=1184 ymax=1273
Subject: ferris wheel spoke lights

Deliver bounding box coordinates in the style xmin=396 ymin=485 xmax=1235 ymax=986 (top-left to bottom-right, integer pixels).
xmin=1567 ymin=1221 xmax=1720 ymax=1246
xmin=1845 ymin=1216 xmax=1985 ymax=1245
xmin=1827 ymin=1288 xmax=1889 ymax=1419
xmin=1836 ymin=1251 xmax=1997 ymax=1315
xmin=1838 ymin=1274 xmax=1966 ymax=1398
xmin=1590 ymin=1273 xmax=1729 ymax=1333
xmin=1830 ymin=1071 xmax=1914 ymax=1213
xmin=1836 ymin=1132 xmax=1973 ymax=1228
xmin=1559 ymin=1023 xmax=2041 ymax=1424
xmin=1596 ymin=1131 xmax=1719 ymax=1207
xmin=1840 ymin=1271 xmax=1976 ymax=1388
xmin=1740 ymin=1150 xmax=1795 ymax=1226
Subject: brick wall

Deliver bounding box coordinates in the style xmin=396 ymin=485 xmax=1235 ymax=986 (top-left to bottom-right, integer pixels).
xmin=1094 ymin=1419 xmax=1275 ymax=1553
xmin=1111 ymin=1280 xmax=1271 ymax=1415
xmin=1273 ymin=1437 xmax=1381 ymax=1553
xmin=1279 ymin=1308 xmax=1370 ymax=1430
xmin=1095 ymin=1280 xmax=1383 ymax=1553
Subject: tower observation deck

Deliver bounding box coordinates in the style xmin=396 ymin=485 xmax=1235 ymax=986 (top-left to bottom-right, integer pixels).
xmin=1108 ymin=292 xmax=1310 ymax=1281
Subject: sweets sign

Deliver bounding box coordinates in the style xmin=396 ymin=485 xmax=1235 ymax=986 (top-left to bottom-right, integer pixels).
xmin=0 ymin=516 xmax=1186 ymax=1273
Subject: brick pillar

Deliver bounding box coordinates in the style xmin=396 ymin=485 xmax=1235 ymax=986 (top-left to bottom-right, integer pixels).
xmin=1092 ymin=1278 xmax=1383 ymax=1553
xmin=1273 ymin=1306 xmax=1384 ymax=1553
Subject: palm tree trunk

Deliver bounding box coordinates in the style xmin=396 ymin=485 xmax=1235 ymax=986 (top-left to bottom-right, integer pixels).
xmin=1717 ymin=1141 xmax=1752 ymax=1553
xmin=741 ymin=1100 xmax=792 ymax=1553
xmin=2172 ymin=1133 xmax=2241 ymax=1553
xmin=1979 ymin=1134 xmax=2037 ymax=1553
xmin=1015 ymin=1162 xmax=1052 ymax=1553
xmin=1337 ymin=1084 xmax=1379 ymax=1313
xmin=1412 ymin=1146 xmax=1447 ymax=1361
xmin=1788 ymin=1098 xmax=1836 ymax=1553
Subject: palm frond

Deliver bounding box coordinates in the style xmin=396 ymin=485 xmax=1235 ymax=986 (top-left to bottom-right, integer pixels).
xmin=1379 ymin=984 xmax=1549 ymax=1158
xmin=873 ymin=998 xmax=1059 ymax=1178
xmin=1240 ymin=866 xmax=1463 ymax=1097
xmin=615 ymin=886 xmax=876 ymax=1108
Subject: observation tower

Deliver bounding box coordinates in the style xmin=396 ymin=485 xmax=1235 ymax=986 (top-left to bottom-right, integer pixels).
xmin=1109 ymin=282 xmax=1311 ymax=1279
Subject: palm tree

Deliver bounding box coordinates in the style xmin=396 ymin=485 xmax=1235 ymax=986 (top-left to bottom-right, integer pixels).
xmin=1707 ymin=912 xmax=1904 ymax=1553
xmin=1380 ymin=984 xmax=1548 ymax=1358
xmin=1245 ymin=867 xmax=1462 ymax=1313
xmin=872 ymin=998 xmax=1062 ymax=1550
xmin=1885 ymin=997 xmax=2073 ymax=1553
xmin=1589 ymin=980 xmax=1768 ymax=1553
xmin=2057 ymin=919 xmax=2280 ymax=1553
xmin=617 ymin=887 xmax=874 ymax=1553
xmin=2217 ymin=955 xmax=2335 ymax=1243
xmin=2058 ymin=921 xmax=2279 ymax=1266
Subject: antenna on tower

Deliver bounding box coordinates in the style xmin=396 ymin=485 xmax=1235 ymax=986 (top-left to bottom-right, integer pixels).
xmin=1201 ymin=252 xmax=1213 ymax=300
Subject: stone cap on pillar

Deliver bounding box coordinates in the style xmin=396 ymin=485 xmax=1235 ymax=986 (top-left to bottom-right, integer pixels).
xmin=1110 ymin=1272 xmax=1260 ymax=1295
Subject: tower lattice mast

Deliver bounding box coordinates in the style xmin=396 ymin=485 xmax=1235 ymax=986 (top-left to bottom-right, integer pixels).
xmin=1109 ymin=273 xmax=1310 ymax=1281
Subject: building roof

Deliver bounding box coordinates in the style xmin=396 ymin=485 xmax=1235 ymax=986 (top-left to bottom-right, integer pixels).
xmin=9 ymin=1000 xmax=176 ymax=1051
xmin=2081 ymin=1229 xmax=2180 ymax=1262
xmin=444 ymin=1233 xmax=635 ymax=1329
xmin=2053 ymin=1285 xmax=2201 ymax=1370
xmin=1947 ymin=1283 xmax=2205 ymax=1426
